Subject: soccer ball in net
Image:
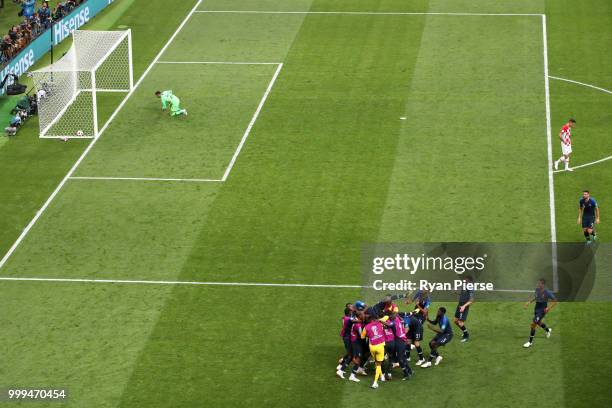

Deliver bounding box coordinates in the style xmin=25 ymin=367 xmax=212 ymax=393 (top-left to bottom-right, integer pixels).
xmin=76 ymin=130 xmax=84 ymax=137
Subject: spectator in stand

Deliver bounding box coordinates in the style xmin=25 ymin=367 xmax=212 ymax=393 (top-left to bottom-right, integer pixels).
xmin=52 ymin=4 xmax=64 ymax=20
xmin=9 ymin=25 xmax=19 ymax=42
xmin=20 ymin=21 xmax=32 ymax=42
xmin=1 ymin=1 xmax=89 ymax=69
xmin=1 ymin=35 xmax=14 ymax=60
xmin=15 ymin=32 xmax=26 ymax=50
xmin=30 ymin=12 xmax=42 ymax=36
xmin=20 ymin=0 xmax=36 ymax=19
xmin=38 ymin=2 xmax=52 ymax=29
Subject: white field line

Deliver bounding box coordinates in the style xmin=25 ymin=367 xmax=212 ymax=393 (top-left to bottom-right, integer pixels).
xmin=0 ymin=277 xmax=362 ymax=288
xmin=0 ymin=276 xmax=533 ymax=292
xmin=553 ymin=155 xmax=612 ymax=173
xmin=541 ymin=15 xmax=558 ymax=292
xmin=40 ymin=135 xmax=93 ymax=139
xmin=157 ymin=61 xmax=280 ymax=65
xmin=195 ymin=10 xmax=543 ymax=17
xmin=69 ymin=176 xmax=222 ymax=182
xmin=549 ymin=75 xmax=612 ymax=95
xmin=0 ymin=0 xmax=204 ymax=270
xmin=221 ymin=63 xmax=283 ymax=181
xmin=80 ymin=88 xmax=130 ymax=93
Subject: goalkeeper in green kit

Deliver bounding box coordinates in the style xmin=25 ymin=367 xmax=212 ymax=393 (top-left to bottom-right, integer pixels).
xmin=155 ymin=90 xmax=188 ymax=117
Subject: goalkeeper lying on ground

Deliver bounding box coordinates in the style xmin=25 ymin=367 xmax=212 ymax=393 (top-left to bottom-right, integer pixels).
xmin=155 ymin=90 xmax=188 ymax=117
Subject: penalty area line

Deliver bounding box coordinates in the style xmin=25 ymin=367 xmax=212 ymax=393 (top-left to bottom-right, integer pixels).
xmin=69 ymin=176 xmax=222 ymax=183
xmin=0 ymin=277 xmax=362 ymax=289
xmin=0 ymin=277 xmax=533 ymax=293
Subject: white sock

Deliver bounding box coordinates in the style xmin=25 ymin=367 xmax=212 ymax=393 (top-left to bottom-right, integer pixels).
xmin=565 ymin=160 xmax=570 ymax=169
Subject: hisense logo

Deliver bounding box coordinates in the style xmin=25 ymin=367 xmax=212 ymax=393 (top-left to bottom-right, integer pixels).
xmin=53 ymin=8 xmax=91 ymax=44
xmin=0 ymin=49 xmax=35 ymax=91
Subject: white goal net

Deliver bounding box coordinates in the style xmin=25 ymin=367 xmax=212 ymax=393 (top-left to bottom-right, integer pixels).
xmin=32 ymin=30 xmax=133 ymax=139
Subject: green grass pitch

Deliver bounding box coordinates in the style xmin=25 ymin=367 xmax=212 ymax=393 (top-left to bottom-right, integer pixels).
xmin=0 ymin=0 xmax=611 ymax=407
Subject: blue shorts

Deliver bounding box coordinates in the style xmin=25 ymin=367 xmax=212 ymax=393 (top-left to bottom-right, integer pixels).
xmin=533 ymin=309 xmax=547 ymax=324
xmin=395 ymin=339 xmax=407 ymax=356
xmin=351 ymin=341 xmax=363 ymax=359
xmin=385 ymin=340 xmax=397 ymax=358
xmin=343 ymin=337 xmax=352 ymax=354
xmin=433 ymin=332 xmax=453 ymax=346
xmin=582 ymin=217 xmax=595 ymax=229
xmin=408 ymin=325 xmax=423 ymax=342
xmin=455 ymin=305 xmax=469 ymax=321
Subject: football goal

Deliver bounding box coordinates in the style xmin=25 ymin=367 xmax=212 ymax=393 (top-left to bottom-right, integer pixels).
xmin=32 ymin=30 xmax=133 ymax=139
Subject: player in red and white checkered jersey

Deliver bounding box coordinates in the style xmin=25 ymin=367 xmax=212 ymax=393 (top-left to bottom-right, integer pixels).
xmin=554 ymin=118 xmax=576 ymax=172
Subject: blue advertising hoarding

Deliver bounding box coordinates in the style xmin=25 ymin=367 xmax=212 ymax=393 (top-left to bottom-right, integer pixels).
xmin=1 ymin=0 xmax=115 ymax=95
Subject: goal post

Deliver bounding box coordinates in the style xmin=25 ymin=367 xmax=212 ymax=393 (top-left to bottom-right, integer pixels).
xmin=32 ymin=30 xmax=134 ymax=139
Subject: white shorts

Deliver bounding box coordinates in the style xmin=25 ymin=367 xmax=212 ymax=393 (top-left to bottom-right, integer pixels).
xmin=561 ymin=143 xmax=572 ymax=155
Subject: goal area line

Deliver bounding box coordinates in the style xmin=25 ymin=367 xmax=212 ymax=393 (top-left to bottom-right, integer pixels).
xmin=70 ymin=176 xmax=222 ymax=182
xmin=72 ymin=61 xmax=284 ymax=183
xmin=157 ymin=61 xmax=280 ymax=65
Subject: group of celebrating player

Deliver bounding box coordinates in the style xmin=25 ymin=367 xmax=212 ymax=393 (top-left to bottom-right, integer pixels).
xmin=336 ymin=276 xmax=474 ymax=389
xmin=337 ymin=276 xmax=560 ymax=389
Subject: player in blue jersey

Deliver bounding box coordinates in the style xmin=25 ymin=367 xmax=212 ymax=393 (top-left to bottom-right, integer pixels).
xmin=402 ymin=312 xmax=426 ymax=366
xmin=523 ymin=279 xmax=557 ymax=348
xmin=421 ymin=307 xmax=453 ymax=368
xmin=406 ymin=289 xmax=431 ymax=324
xmin=578 ymin=190 xmax=600 ymax=243
xmin=355 ymin=294 xmax=409 ymax=319
xmin=454 ymin=275 xmax=475 ymax=342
